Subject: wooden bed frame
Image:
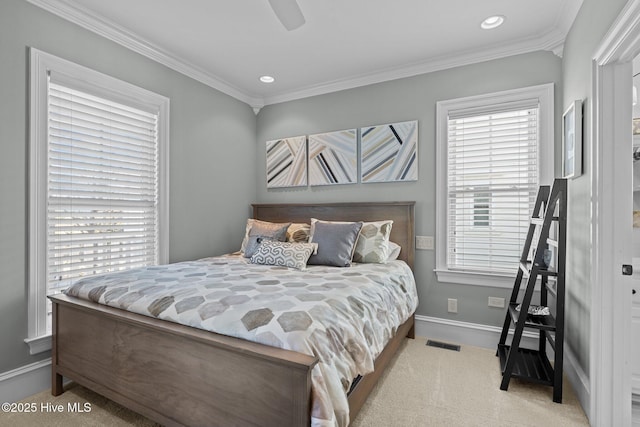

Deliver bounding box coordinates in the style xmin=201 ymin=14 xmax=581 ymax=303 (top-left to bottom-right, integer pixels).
xmin=50 ymin=201 xmax=416 ymax=427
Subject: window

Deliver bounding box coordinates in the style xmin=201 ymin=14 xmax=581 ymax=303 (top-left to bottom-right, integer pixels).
xmin=472 ymin=190 xmax=490 ymax=227
xmin=27 ymin=49 xmax=169 ymax=353
xmin=435 ymin=84 xmax=553 ymax=287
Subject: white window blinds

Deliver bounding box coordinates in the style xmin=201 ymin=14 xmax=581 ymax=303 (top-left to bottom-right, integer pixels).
xmin=446 ymin=104 xmax=539 ymax=274
xmin=47 ymin=81 xmax=160 ymax=294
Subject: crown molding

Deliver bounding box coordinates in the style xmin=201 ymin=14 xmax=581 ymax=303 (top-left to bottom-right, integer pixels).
xmin=27 ymin=0 xmax=575 ymax=109
xmin=263 ymin=28 xmax=568 ymax=106
xmin=25 ymin=0 xmax=265 ymax=110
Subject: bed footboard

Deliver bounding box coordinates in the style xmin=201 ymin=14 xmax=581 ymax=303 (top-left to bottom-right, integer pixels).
xmin=51 ymin=294 xmax=318 ymax=427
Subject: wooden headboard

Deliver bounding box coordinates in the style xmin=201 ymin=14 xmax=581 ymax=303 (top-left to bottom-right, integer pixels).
xmin=252 ymin=202 xmax=415 ymax=270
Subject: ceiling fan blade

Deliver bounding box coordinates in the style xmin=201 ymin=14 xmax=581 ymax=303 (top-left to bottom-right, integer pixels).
xmin=268 ymin=0 xmax=305 ymax=31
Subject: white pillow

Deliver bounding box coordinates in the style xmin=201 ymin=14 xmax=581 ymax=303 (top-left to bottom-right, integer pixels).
xmin=386 ymin=241 xmax=401 ymax=262
xmin=352 ymin=220 xmax=394 ymax=264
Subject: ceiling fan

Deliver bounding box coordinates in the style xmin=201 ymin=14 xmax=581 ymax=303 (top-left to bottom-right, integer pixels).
xmin=268 ymin=0 xmax=306 ymax=31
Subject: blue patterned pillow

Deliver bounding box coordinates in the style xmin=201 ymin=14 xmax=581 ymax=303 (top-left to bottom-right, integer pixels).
xmin=250 ymin=240 xmax=318 ymax=270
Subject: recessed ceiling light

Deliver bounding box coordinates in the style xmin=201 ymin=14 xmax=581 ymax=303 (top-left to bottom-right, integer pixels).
xmin=259 ymin=75 xmax=275 ymax=83
xmin=481 ymin=15 xmax=505 ymax=30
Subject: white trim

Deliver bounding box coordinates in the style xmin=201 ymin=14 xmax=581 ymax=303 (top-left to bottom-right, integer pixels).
xmin=24 ymin=335 xmax=51 ymax=355
xmin=434 ymin=83 xmax=554 ymax=287
xmin=590 ymin=1 xmax=640 ymax=426
xmin=262 ymin=31 xmax=566 ymax=106
xmin=28 ymin=47 xmax=50 ymax=343
xmin=0 ymin=359 xmax=52 ymax=403
xmin=415 ymin=315 xmax=590 ymax=412
xmin=25 ymin=0 xmax=577 ymax=109
xmin=25 ymin=0 xmax=264 ymax=110
xmin=433 ymin=269 xmax=515 ymax=288
xmin=414 ymin=315 xmax=540 ymax=350
xmin=565 ymin=343 xmax=591 ymax=418
xmin=28 ymin=48 xmax=170 ymax=345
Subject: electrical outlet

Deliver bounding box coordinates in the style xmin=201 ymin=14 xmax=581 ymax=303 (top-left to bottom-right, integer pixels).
xmin=447 ymin=298 xmax=458 ymax=313
xmin=416 ymin=235 xmax=434 ymax=250
xmin=488 ymin=297 xmax=505 ymax=308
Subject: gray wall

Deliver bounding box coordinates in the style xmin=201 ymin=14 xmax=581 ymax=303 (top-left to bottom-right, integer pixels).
xmin=256 ymin=51 xmax=563 ymax=326
xmin=0 ymin=0 xmax=257 ymax=373
xmin=560 ymin=0 xmax=628 ymax=375
xmin=2 ymin=0 xmax=625 ymax=402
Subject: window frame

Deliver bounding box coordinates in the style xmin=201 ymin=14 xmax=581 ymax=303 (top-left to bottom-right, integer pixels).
xmin=435 ymin=83 xmax=554 ymax=288
xmin=26 ymin=48 xmax=170 ymax=354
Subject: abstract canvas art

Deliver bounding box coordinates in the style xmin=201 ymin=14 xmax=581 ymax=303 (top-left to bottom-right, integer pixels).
xmin=308 ymin=129 xmax=357 ymax=186
xmin=360 ymin=120 xmax=418 ymax=183
xmin=266 ymin=136 xmax=307 ymax=188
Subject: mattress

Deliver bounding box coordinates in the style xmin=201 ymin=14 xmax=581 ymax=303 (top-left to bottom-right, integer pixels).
xmin=65 ymin=253 xmax=418 ymax=427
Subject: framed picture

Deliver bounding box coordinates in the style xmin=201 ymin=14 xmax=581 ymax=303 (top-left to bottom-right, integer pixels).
xmin=308 ymin=129 xmax=357 ymax=186
xmin=360 ymin=120 xmax=418 ymax=183
xmin=265 ymin=136 xmax=307 ymax=188
xmin=562 ymin=100 xmax=582 ymax=179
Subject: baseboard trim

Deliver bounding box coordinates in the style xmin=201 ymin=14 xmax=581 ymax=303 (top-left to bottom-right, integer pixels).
xmin=414 ymin=315 xmax=539 ymax=349
xmin=0 ymin=358 xmax=52 ymax=403
xmin=415 ymin=315 xmax=591 ymax=416
xmin=564 ymin=344 xmax=591 ymax=417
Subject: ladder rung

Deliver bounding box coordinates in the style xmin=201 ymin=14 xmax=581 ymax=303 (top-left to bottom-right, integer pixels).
xmin=531 ymin=216 xmax=559 ymax=225
xmin=546 ymin=238 xmax=558 ymax=247
xmin=520 ymin=261 xmax=558 ymax=277
xmin=538 ymin=267 xmax=558 ymax=277
xmin=508 ymin=303 xmax=557 ymax=331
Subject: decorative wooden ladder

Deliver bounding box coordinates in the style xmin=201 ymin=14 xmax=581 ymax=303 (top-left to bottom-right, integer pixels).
xmin=497 ymin=178 xmax=567 ymax=403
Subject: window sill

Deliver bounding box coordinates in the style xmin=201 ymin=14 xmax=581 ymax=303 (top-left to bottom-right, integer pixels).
xmin=24 ymin=335 xmax=52 ymax=355
xmin=434 ymin=269 xmax=515 ymax=288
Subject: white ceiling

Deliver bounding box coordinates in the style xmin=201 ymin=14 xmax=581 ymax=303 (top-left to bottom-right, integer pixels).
xmin=29 ymin=0 xmax=583 ymax=109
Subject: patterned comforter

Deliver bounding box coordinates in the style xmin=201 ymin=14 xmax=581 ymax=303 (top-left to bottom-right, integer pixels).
xmin=65 ymin=254 xmax=418 ymax=427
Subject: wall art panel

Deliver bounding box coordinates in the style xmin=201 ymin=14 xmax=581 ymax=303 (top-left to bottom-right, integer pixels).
xmin=266 ymin=136 xmax=307 ymax=188
xmin=308 ymin=129 xmax=357 ymax=186
xmin=361 ymin=120 xmax=418 ymax=183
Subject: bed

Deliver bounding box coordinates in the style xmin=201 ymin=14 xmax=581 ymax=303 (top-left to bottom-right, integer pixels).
xmin=49 ymin=201 xmax=416 ymax=427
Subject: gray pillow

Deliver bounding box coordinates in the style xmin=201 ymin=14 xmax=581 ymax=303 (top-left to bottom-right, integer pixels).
xmin=244 ymin=235 xmax=272 ymax=258
xmin=307 ymin=220 xmax=363 ymax=267
xmin=243 ymin=221 xmax=290 ymax=258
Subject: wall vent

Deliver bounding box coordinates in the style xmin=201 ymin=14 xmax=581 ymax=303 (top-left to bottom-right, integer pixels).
xmin=426 ymin=339 xmax=460 ymax=351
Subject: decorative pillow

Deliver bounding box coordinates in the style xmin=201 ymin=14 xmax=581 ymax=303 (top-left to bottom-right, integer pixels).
xmin=250 ymin=240 xmax=318 ymax=270
xmin=386 ymin=241 xmax=402 ymax=262
xmin=352 ymin=220 xmax=393 ymax=264
xmin=239 ymin=219 xmax=263 ymax=252
xmin=307 ymin=219 xmax=363 ymax=267
xmin=286 ymin=223 xmax=311 ymax=243
xmin=240 ymin=219 xmax=307 ymax=252
xmin=244 ymin=235 xmax=273 ymax=258
xmin=243 ymin=221 xmax=291 ymax=258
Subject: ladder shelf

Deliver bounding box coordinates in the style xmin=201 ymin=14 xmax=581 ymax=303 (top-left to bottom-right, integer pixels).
xmin=497 ymin=178 xmax=566 ymax=403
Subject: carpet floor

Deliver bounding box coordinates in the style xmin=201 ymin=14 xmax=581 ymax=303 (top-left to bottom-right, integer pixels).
xmin=2 ymin=337 xmax=588 ymax=426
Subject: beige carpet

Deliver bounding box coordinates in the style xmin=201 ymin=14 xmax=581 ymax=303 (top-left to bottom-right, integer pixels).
xmin=3 ymin=338 xmax=588 ymax=427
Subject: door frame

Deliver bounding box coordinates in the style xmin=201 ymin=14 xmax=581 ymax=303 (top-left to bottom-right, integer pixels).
xmin=591 ymin=1 xmax=640 ymax=425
